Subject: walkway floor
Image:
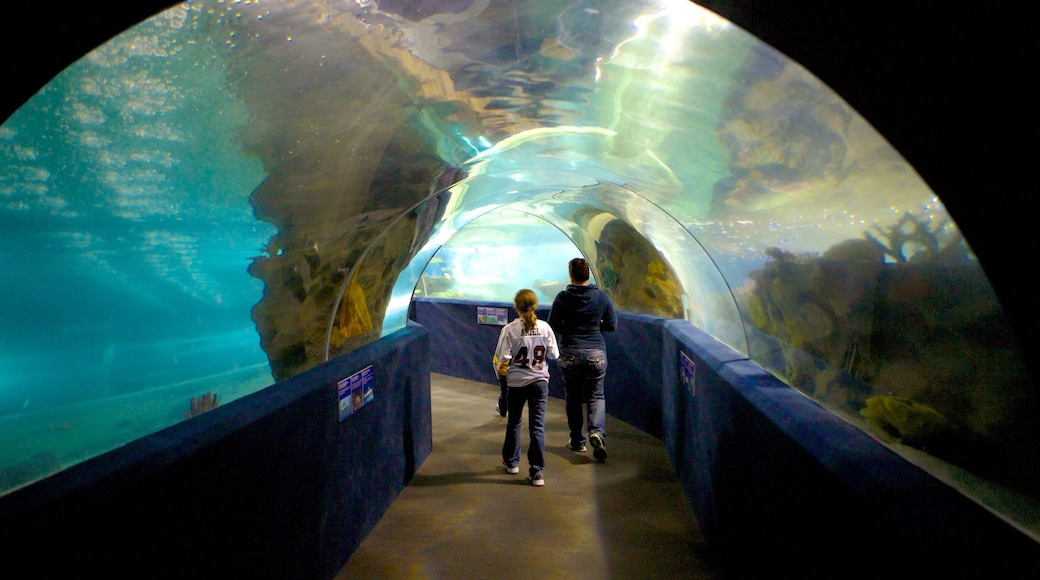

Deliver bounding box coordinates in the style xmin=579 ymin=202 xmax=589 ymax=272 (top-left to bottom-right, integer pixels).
xmin=335 ymin=373 xmax=722 ymax=579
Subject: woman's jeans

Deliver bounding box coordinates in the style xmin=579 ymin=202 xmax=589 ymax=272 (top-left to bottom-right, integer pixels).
xmin=502 ymin=380 xmax=548 ymax=477
xmin=557 ymin=347 xmax=607 ymax=447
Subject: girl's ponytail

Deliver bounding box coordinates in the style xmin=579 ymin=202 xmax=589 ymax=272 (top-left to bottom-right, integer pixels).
xmin=514 ymin=288 xmax=538 ymax=332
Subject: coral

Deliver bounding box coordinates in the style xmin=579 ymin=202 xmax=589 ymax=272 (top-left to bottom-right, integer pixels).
xmin=745 ymin=228 xmax=1037 ymax=490
xmin=822 ymin=238 xmax=883 ymax=263
xmin=646 ymin=261 xmax=665 ymax=279
xmin=329 ymin=275 xmax=373 ymax=349
xmin=864 ymin=211 xmax=968 ymax=264
xmin=588 ymin=218 xmax=683 ymax=318
xmin=183 ymin=392 xmax=220 ymax=420
xmin=763 ymin=245 xmax=815 ymax=263
xmin=744 ymin=292 xmax=769 ymax=330
xmin=711 ymin=48 xmax=853 ymax=216
xmin=860 ymin=395 xmax=950 ymax=445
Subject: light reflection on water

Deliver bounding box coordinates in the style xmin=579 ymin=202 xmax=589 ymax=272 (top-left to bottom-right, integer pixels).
xmin=0 ymin=3 xmax=274 ymax=490
xmin=0 ymin=0 xmax=1035 ymax=539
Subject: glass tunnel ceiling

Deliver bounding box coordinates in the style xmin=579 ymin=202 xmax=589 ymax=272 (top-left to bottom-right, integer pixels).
xmin=2 ymin=0 xmax=1036 ymax=535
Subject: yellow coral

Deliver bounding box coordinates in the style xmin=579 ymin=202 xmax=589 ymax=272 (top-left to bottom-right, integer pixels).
xmin=860 ymin=395 xmax=949 ymax=444
xmin=331 ymin=275 xmax=373 ymax=348
xmin=745 ymin=294 xmax=769 ymax=329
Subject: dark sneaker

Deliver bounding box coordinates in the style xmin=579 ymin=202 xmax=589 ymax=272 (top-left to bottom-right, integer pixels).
xmin=566 ymin=441 xmax=587 ymax=453
xmin=528 ymin=473 xmax=545 ymax=487
xmin=502 ymin=460 xmax=519 ymax=474
xmin=589 ymin=432 xmax=607 ymax=461
xmin=496 ymin=406 xmax=506 ymax=417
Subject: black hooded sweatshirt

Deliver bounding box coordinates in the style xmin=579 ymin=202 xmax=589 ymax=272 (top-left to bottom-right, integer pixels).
xmin=547 ymin=284 xmax=618 ymax=349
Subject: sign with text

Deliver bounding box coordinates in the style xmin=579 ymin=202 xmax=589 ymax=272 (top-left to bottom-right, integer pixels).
xmin=680 ymin=351 xmax=696 ymax=397
xmin=477 ymin=306 xmax=508 ymax=326
xmin=338 ymin=365 xmax=373 ymax=422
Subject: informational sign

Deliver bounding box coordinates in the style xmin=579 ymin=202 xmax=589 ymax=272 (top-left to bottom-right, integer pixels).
xmin=338 ymin=365 xmax=373 ymax=422
xmin=477 ymin=306 xmax=508 ymax=326
xmin=680 ymin=351 xmax=696 ymax=397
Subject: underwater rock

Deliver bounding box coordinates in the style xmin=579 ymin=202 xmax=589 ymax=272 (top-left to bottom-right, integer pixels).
xmin=822 ymin=238 xmax=883 ymax=263
xmin=589 ymin=218 xmax=683 ymax=318
xmin=283 ymin=268 xmax=307 ymax=304
xmin=271 ymin=342 xmax=308 ymax=382
xmin=232 ymin=16 xmax=469 ymax=381
xmin=747 ymin=243 xmax=880 ymax=378
xmin=711 ymin=45 xmax=853 ymax=217
xmin=744 ymin=230 xmax=1037 ymax=489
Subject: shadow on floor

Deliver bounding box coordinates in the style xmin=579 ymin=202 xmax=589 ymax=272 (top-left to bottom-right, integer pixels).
xmin=336 ymin=373 xmax=722 ymax=579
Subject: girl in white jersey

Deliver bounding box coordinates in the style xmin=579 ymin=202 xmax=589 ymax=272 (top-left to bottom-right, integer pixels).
xmin=493 ymin=289 xmax=559 ymax=486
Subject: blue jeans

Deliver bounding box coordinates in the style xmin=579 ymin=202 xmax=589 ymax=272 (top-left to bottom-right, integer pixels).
xmin=502 ymin=380 xmax=548 ymax=478
xmin=498 ymin=375 xmax=509 ymax=416
xmin=558 ymin=347 xmax=607 ymax=448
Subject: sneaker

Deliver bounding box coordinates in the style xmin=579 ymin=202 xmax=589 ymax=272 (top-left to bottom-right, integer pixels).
xmin=496 ymin=406 xmax=506 ymax=417
xmin=528 ymin=473 xmax=545 ymax=487
xmin=589 ymin=432 xmax=607 ymax=461
xmin=566 ymin=441 xmax=587 ymax=453
xmin=502 ymin=460 xmax=519 ymax=474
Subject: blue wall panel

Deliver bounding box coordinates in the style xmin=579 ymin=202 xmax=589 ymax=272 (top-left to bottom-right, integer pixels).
xmin=412 ymin=298 xmax=568 ymax=397
xmin=412 ymin=298 xmax=662 ymax=434
xmin=668 ymin=324 xmax=1040 ymax=577
xmin=7 ymin=297 xmax=1038 ymax=578
xmin=603 ymin=312 xmax=667 ymax=438
xmin=416 ymin=298 xmax=1040 ymax=577
xmin=0 ymin=325 xmax=432 ymax=578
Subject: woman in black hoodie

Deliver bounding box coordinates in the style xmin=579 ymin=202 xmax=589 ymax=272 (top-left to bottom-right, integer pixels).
xmin=547 ymin=257 xmax=618 ymax=461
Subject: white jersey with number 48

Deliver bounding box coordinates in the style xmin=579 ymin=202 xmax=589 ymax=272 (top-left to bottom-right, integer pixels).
xmin=493 ymin=319 xmax=559 ymax=387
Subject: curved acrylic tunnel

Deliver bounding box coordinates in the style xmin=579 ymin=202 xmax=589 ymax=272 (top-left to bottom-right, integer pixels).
xmin=328 ymin=126 xmax=747 ymax=363
xmin=1 ymin=0 xmax=1037 ymax=538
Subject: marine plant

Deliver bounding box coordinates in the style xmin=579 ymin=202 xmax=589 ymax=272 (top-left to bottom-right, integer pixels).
xmin=742 ymin=211 xmax=1037 ymax=492
xmin=859 ymin=395 xmax=950 ymax=445
xmin=863 ymin=211 xmax=969 ymax=264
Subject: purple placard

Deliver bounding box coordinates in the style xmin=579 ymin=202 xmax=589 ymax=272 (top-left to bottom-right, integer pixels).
xmin=338 ymin=364 xmax=374 ymax=421
xmin=680 ymin=351 xmax=696 ymax=397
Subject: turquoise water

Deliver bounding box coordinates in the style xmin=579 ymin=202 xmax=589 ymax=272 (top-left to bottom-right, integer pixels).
xmin=415 ymin=210 xmax=592 ymax=304
xmin=0 ymin=8 xmax=274 ymax=486
xmin=1 ymin=0 xmax=1035 ymax=534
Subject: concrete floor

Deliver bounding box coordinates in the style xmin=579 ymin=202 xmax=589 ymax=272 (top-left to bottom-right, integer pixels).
xmin=336 ymin=373 xmax=722 ymax=579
